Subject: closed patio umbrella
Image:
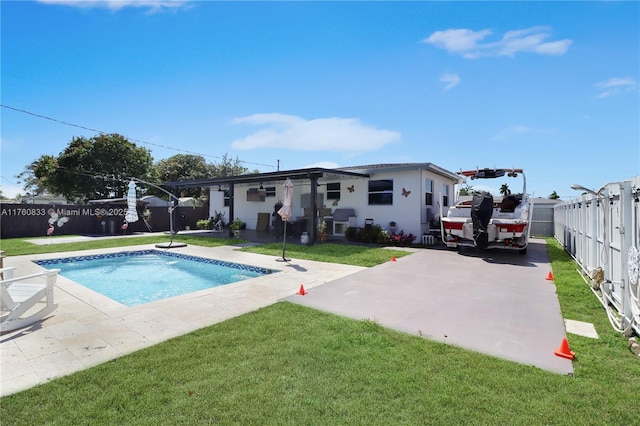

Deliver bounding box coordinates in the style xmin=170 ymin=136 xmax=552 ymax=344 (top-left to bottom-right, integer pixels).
xmin=125 ymin=180 xmax=139 ymax=224
xmin=277 ymin=178 xmax=293 ymax=262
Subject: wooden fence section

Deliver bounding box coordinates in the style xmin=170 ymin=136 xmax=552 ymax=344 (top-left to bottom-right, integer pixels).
xmin=0 ymin=203 xmax=209 ymax=239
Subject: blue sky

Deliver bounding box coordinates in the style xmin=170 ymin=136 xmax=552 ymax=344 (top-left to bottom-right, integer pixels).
xmin=1 ymin=0 xmax=638 ymax=199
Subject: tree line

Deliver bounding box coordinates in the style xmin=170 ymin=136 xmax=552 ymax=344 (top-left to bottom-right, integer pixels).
xmin=16 ymin=133 xmax=255 ymax=204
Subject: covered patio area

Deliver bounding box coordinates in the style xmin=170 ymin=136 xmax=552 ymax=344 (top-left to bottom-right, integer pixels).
xmin=164 ymin=167 xmax=369 ymax=245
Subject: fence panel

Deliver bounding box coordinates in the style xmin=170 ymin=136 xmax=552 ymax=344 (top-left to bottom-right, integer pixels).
xmin=554 ymin=176 xmax=640 ymax=336
xmin=530 ymin=202 xmax=556 ymax=237
xmin=0 ymin=203 xmax=209 ymax=239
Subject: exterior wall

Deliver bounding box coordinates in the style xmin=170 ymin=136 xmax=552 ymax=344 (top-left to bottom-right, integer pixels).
xmin=205 ymin=165 xmax=459 ymax=238
xmin=421 ymin=169 xmax=453 ymax=234
xmin=209 ymin=188 xmax=230 ymax=224
xmin=309 ymin=169 xmax=456 ymax=237
xmin=231 ymin=183 xmax=283 ymax=229
xmin=362 ymin=170 xmax=421 ymax=236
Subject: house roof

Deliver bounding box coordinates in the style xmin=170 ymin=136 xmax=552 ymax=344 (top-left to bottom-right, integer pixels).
xmin=163 ymin=167 xmax=370 ymax=189
xmin=164 ymin=163 xmax=459 ymax=189
xmin=339 ymin=163 xmax=460 ymax=181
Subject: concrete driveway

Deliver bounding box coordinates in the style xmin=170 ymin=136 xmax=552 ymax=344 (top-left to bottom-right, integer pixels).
xmin=285 ymin=238 xmax=573 ymax=375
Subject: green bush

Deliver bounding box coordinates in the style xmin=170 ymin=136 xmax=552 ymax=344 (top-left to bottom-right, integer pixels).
xmin=196 ymin=218 xmax=212 ymax=230
xmin=346 ymin=225 xmax=393 ymax=245
xmin=345 ymin=226 xmax=358 ymax=241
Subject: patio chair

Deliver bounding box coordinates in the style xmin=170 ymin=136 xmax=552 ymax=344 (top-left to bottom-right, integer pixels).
xmin=1 ymin=268 xmax=60 ymax=333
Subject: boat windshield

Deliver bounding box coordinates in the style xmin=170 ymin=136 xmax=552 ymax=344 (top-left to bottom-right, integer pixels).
xmin=456 ymin=169 xmax=526 ymax=199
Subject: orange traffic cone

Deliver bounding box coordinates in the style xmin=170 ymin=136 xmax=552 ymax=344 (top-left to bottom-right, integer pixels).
xmin=297 ymin=284 xmax=307 ymax=295
xmin=546 ymin=271 xmax=554 ymax=281
xmin=391 ymin=255 xmax=397 ymax=262
xmin=554 ymin=338 xmax=575 ymax=360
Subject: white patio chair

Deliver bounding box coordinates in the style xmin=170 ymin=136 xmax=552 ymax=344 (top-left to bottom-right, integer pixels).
xmin=1 ymin=268 xmax=60 ymax=333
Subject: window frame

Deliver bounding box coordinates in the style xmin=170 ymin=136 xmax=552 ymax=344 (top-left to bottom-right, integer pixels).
xmin=442 ymin=183 xmax=449 ymax=207
xmin=368 ymin=179 xmax=393 ymax=205
xmin=425 ymin=179 xmax=433 ymax=206
xmin=326 ymin=182 xmax=341 ymax=200
xmin=265 ymin=186 xmax=276 ymax=197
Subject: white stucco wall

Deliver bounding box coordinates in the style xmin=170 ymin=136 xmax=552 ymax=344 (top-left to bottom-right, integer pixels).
xmin=206 ymin=166 xmax=458 ymax=238
xmin=208 ymin=188 xmax=230 ymax=223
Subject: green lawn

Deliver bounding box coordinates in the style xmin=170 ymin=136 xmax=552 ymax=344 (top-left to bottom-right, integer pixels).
xmin=0 ymin=234 xmax=237 ymax=256
xmin=0 ymin=235 xmax=411 ymax=266
xmin=0 ymin=237 xmax=638 ymax=424
xmin=240 ymin=242 xmax=411 ymax=267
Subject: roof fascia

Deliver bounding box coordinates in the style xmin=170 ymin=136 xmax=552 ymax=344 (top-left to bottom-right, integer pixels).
xmin=164 ymin=167 xmax=369 ymax=189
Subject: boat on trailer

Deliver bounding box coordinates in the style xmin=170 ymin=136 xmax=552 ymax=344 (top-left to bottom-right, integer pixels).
xmin=440 ymin=168 xmax=533 ymax=254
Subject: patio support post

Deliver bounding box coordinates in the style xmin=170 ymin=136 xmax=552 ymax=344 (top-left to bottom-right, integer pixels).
xmin=228 ymin=183 xmax=235 ymax=237
xmin=310 ymin=175 xmax=318 ymax=244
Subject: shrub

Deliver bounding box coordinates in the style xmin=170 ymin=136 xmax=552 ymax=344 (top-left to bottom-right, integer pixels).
xmin=196 ymin=218 xmax=212 ymax=230
xmin=387 ymin=231 xmax=416 ymax=247
xmin=345 ymin=226 xmax=358 ymax=242
xmin=377 ymin=228 xmax=390 ymax=245
xmin=230 ymin=218 xmax=246 ymax=231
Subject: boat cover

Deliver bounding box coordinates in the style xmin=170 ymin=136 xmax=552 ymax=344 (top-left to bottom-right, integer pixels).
xmin=471 ymin=191 xmax=493 ymax=249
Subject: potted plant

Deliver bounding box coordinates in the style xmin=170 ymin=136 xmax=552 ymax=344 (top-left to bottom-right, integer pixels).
xmin=317 ymin=220 xmax=327 ymax=241
xmin=230 ymin=218 xmax=245 ymax=237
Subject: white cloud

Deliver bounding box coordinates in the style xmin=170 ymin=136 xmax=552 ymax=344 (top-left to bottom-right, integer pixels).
xmin=440 ymin=73 xmax=460 ymax=92
xmin=423 ymin=26 xmax=572 ymax=59
xmin=231 ymin=113 xmax=401 ymax=152
xmin=424 ymin=29 xmax=492 ymax=56
xmin=594 ymin=77 xmax=637 ymax=98
xmin=38 ymin=0 xmax=190 ymax=11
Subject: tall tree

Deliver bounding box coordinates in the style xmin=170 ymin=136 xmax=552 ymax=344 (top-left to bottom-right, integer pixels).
xmin=19 ymin=133 xmax=153 ymax=202
xmin=18 ymin=154 xmax=59 ymax=197
xmin=458 ymin=184 xmax=473 ymax=196
xmin=151 ymin=153 xmax=251 ymax=200
xmin=153 ymin=154 xmax=216 ymax=197
xmin=549 ymin=191 xmax=560 ymax=200
xmin=210 ymin=153 xmax=249 ymax=177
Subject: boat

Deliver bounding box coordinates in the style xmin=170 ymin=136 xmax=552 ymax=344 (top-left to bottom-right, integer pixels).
xmin=440 ymin=168 xmax=533 ymax=254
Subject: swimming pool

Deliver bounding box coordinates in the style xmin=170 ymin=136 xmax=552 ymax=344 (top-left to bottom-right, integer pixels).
xmin=35 ymin=250 xmax=276 ymax=307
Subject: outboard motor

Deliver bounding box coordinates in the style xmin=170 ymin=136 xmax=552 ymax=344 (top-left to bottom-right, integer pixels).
xmin=471 ymin=191 xmax=493 ymax=249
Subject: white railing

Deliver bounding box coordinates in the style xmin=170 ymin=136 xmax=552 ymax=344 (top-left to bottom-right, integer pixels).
xmin=554 ymin=176 xmax=640 ymax=336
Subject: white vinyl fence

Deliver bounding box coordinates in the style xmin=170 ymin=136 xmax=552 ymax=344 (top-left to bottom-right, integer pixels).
xmin=554 ymin=176 xmax=640 ymax=336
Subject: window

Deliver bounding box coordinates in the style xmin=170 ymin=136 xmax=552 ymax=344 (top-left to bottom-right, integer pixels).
xmin=326 ymin=182 xmax=340 ymax=200
xmin=368 ymin=179 xmax=393 ymax=205
xmin=425 ymin=179 xmax=433 ymax=206
xmin=442 ymin=184 xmax=449 ymax=207
xmin=265 ymin=186 xmax=276 ymax=197
xmin=223 ymin=189 xmax=230 ymax=207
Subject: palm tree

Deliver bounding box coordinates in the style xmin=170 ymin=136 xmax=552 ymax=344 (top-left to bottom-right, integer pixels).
xmin=549 ymin=191 xmax=560 ymax=200
xmin=499 ymin=184 xmax=511 ymax=196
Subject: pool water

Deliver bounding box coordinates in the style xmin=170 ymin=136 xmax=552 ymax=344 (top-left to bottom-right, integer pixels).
xmin=35 ymin=250 xmax=276 ymax=307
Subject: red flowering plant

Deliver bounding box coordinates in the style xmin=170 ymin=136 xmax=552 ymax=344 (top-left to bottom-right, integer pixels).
xmin=387 ymin=230 xmax=416 ymax=247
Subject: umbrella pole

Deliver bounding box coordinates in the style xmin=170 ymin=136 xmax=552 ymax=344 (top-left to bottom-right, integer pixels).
xmin=169 ymin=203 xmax=174 ymax=246
xmin=277 ymin=219 xmax=290 ymax=262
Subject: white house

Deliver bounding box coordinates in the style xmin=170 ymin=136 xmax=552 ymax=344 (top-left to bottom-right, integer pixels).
xmin=168 ymin=163 xmax=460 ymax=242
